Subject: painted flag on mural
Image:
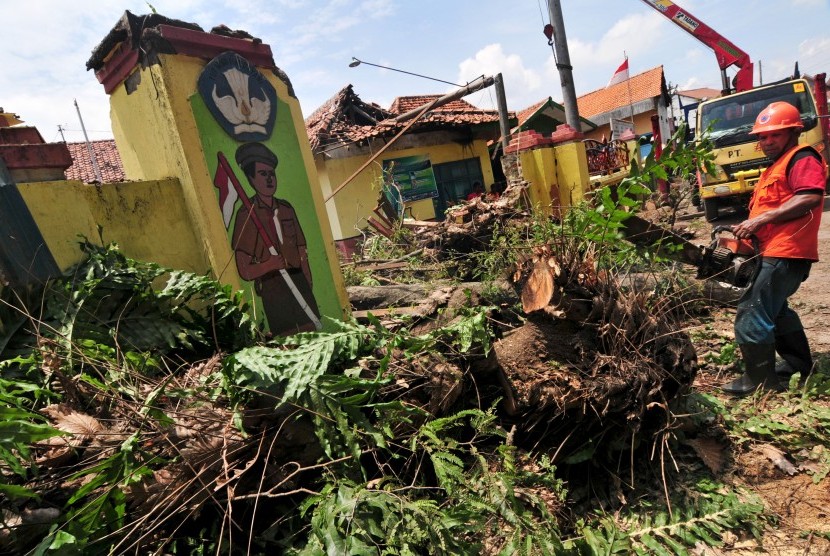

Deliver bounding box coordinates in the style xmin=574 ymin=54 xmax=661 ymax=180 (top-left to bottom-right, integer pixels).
xmin=213 ymin=155 xmax=239 ymax=229
xmin=607 ymin=58 xmax=629 ymax=87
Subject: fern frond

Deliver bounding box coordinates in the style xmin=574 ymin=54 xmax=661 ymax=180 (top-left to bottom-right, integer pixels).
xmin=570 ymin=481 xmax=765 ymax=555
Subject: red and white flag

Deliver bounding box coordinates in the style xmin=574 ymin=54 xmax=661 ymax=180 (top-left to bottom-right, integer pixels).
xmin=213 ymin=157 xmax=239 ymax=229
xmin=607 ymin=58 xmax=629 ymax=87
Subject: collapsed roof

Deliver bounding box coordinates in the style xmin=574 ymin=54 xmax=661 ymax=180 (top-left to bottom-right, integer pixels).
xmin=305 ymin=85 xmax=503 ymax=154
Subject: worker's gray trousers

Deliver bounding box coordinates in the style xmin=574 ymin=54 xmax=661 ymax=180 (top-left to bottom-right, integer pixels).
xmin=734 ymin=257 xmax=812 ymax=345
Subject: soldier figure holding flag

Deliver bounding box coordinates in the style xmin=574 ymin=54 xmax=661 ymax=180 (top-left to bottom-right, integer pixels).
xmin=226 ymin=142 xmax=321 ymax=335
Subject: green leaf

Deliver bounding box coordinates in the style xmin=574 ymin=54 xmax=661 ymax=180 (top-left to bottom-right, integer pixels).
xmin=0 ymin=482 xmax=39 ymax=500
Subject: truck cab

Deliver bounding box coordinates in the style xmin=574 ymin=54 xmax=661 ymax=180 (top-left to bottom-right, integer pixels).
xmin=695 ymin=78 xmax=826 ymax=221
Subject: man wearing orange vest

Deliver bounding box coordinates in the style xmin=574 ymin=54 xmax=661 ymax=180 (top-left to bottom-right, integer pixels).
xmin=722 ymin=101 xmax=827 ymax=396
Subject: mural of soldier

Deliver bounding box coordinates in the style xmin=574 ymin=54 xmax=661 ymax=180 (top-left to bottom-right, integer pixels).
xmin=230 ymin=142 xmax=321 ymax=335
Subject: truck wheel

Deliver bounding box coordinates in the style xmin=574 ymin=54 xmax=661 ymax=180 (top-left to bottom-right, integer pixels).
xmin=703 ymin=199 xmax=719 ymax=221
xmin=691 ymin=189 xmax=701 ymax=207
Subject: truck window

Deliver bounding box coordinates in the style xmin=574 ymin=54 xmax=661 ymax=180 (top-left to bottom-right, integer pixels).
xmin=700 ymin=81 xmax=818 ymax=146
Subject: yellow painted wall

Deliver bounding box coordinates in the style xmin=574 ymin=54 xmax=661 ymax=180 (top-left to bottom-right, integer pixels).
xmin=18 ymin=178 xmax=208 ymax=273
xmin=321 ymin=139 xmax=494 ymax=241
xmin=106 ymin=50 xmax=350 ymax=326
xmin=516 ymin=141 xmax=591 ymax=216
xmin=109 ymin=60 xmax=239 ymax=288
xmin=518 ymin=148 xmax=557 ymax=214
xmin=553 ymin=141 xmax=590 ymax=207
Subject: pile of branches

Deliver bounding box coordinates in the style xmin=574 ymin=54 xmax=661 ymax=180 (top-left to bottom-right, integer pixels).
xmin=0 ymin=223 xmax=751 ymax=555
xmin=0 ymin=141 xmax=717 ymax=552
xmin=404 ymin=183 xmax=528 ymax=258
xmin=0 ymin=243 xmax=564 ymax=554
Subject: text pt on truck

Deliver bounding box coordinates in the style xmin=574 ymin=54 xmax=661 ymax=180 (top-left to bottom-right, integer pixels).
xmin=637 ymin=1 xmax=830 ymax=221
xmin=695 ymin=75 xmax=830 ymax=221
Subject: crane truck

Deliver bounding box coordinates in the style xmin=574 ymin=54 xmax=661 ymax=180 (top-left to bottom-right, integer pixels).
xmin=640 ymin=0 xmax=830 ymax=221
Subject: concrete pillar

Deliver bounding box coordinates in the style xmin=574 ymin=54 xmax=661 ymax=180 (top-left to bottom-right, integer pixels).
xmin=87 ymin=12 xmax=349 ymax=333
xmin=550 ymin=125 xmax=589 ymax=208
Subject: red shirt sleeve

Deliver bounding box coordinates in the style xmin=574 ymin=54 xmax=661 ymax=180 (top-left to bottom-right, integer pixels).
xmin=788 ymin=155 xmax=826 ymax=194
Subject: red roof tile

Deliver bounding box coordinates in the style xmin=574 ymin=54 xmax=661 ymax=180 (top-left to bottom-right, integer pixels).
xmin=388 ymin=95 xmax=485 ymax=114
xmin=516 ymin=99 xmax=548 ymax=127
xmin=677 ymin=87 xmax=721 ymax=101
xmin=305 ymin=85 xmax=395 ymax=152
xmin=577 ymin=66 xmax=665 ymax=118
xmin=305 ymin=86 xmax=503 ymax=154
xmin=64 ymin=139 xmax=125 ymax=184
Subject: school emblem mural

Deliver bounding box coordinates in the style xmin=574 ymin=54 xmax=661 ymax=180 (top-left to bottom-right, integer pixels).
xmin=197 ymin=51 xmax=277 ymax=142
xmin=194 ymin=52 xmax=339 ymax=336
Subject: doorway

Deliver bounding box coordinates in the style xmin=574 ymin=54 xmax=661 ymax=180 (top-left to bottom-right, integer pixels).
xmin=432 ymin=157 xmax=484 ymax=219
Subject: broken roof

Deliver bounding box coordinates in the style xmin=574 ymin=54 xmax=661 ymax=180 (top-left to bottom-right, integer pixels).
xmin=304 ymin=85 xmax=393 ymax=153
xmin=577 ymin=66 xmax=666 ymax=118
xmin=305 ymin=86 xmax=502 ymax=154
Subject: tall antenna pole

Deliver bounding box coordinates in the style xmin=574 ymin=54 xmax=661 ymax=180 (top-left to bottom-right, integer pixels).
xmin=74 ymin=99 xmax=103 ymax=183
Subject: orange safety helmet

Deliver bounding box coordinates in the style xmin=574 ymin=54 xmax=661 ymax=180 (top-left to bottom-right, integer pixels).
xmin=750 ymin=101 xmax=804 ymax=134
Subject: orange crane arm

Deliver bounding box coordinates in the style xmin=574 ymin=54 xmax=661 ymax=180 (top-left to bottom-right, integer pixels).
xmin=640 ymin=0 xmax=753 ymax=92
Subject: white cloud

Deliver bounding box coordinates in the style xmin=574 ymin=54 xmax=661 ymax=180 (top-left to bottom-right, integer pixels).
xmin=555 ymin=11 xmax=666 ymax=95
xmin=457 ymin=44 xmax=542 ymax=109
xmin=678 ymin=77 xmax=704 ymax=91
xmin=359 ymin=0 xmax=395 ymax=18
xmin=568 ymin=12 xmax=664 ymax=69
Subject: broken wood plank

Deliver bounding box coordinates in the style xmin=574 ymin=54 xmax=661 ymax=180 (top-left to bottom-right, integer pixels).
xmin=367 ymin=216 xmax=394 ymax=238
xmin=351 ymin=307 xmax=422 ymax=320
xmin=400 ymin=219 xmax=443 ymax=228
xmin=353 ymin=261 xmax=409 ymax=272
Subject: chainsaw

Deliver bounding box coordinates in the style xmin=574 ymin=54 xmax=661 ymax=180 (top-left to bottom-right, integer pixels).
xmin=620 ymin=215 xmax=761 ymax=289
xmin=695 ymin=226 xmax=760 ymax=288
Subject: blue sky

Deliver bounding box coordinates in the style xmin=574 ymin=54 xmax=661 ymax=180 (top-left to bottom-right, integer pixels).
xmin=2 ymin=0 xmax=829 ymax=143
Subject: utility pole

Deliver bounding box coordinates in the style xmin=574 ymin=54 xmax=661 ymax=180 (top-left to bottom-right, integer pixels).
xmin=494 ymin=73 xmax=511 ymax=151
xmin=74 ymin=99 xmax=103 ymax=183
xmin=547 ymin=0 xmax=580 ymax=129
xmin=57 ymin=125 xmax=66 ymax=143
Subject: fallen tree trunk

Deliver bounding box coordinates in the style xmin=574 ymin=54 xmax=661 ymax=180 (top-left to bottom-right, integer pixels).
xmin=492 ymin=244 xmax=697 ymax=454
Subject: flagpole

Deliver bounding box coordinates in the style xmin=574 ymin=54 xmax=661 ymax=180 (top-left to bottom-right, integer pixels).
xmin=624 ymin=52 xmax=635 ymax=132
xmin=215 ymin=152 xmax=322 ymax=330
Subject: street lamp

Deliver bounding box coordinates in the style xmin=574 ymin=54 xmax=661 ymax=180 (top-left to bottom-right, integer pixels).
xmin=348 ymin=57 xmax=462 ymax=87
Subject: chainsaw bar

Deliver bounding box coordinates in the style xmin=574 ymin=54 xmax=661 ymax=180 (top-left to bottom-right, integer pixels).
xmin=618 ymin=214 xmax=704 ymax=266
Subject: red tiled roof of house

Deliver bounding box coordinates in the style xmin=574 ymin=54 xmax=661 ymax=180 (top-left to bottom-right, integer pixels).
xmin=305 ymin=86 xmax=503 ymax=154
xmin=305 ymin=85 xmax=395 ymax=152
xmin=388 ymin=95 xmax=484 ymax=114
xmin=64 ymin=139 xmax=125 ymax=184
xmin=677 ymin=87 xmax=721 ymax=101
xmin=516 ymin=99 xmax=547 ymax=127
xmin=577 ymin=66 xmax=665 ymax=118
xmin=388 ymin=95 xmax=503 ymax=126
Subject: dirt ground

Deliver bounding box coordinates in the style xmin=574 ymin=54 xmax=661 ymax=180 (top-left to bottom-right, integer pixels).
xmin=675 ymin=198 xmax=830 ymax=555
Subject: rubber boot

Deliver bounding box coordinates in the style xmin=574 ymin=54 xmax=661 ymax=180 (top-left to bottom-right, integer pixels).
xmin=721 ymin=343 xmax=784 ymax=396
xmin=774 ymin=330 xmax=813 ymax=380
